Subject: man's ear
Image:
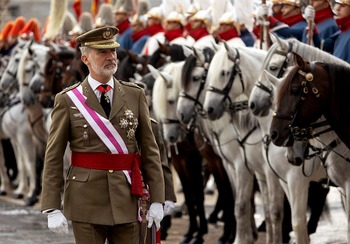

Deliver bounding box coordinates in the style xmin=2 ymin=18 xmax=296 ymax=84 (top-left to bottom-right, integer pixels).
xmin=81 ymin=54 xmax=89 ymax=65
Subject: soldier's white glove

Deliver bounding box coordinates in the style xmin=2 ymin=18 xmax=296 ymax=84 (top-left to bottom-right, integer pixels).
xmin=47 ymin=210 xmax=69 ymax=234
xmin=303 ymin=5 xmax=315 ymax=22
xmin=256 ymin=5 xmax=270 ymax=26
xmin=147 ymin=202 xmax=164 ymax=230
xmin=163 ymin=200 xmax=175 ymax=216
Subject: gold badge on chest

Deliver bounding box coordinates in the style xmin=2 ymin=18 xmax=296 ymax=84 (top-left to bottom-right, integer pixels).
xmin=119 ymin=109 xmax=138 ymax=140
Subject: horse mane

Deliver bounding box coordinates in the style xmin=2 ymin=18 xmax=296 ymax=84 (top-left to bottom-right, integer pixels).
xmin=324 ymin=62 xmax=350 ymax=107
xmin=291 ymin=40 xmax=346 ymax=67
xmin=181 ymin=47 xmax=214 ymax=90
xmin=168 ymin=44 xmax=186 ymax=62
xmin=275 ymin=65 xmax=299 ymax=108
xmin=148 ymin=44 xmax=186 ymax=68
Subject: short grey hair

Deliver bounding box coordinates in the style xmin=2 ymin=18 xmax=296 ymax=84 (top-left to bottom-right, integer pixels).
xmin=79 ymin=46 xmax=90 ymax=55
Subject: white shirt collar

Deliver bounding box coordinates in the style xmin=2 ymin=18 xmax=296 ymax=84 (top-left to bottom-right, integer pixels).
xmin=87 ymin=74 xmax=114 ymax=91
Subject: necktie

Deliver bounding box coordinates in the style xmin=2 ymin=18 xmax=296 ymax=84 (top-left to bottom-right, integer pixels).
xmin=97 ymin=84 xmax=111 ymax=117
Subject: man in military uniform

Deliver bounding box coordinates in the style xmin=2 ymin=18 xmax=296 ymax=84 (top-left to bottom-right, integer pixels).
xmin=40 ymin=26 xmax=165 ymax=244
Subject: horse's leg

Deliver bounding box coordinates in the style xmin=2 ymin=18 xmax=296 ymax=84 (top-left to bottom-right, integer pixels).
xmin=188 ymin=151 xmax=207 ymax=244
xmin=11 ymin=141 xmax=25 ymax=199
xmin=234 ymin=162 xmax=255 ymax=244
xmin=2 ymin=139 xmax=17 ymax=183
xmin=0 ymin=144 xmax=11 ymax=195
xmin=17 ymin=131 xmax=37 ymax=206
xmin=285 ymin=177 xmax=310 ymax=244
xmin=202 ymin=150 xmax=236 ymax=243
xmin=172 ymin=155 xmax=198 ymax=243
xmin=255 ymin=173 xmax=274 ymax=244
xmin=307 ymin=181 xmax=329 ymax=234
xmin=266 ymin=170 xmax=285 ymax=244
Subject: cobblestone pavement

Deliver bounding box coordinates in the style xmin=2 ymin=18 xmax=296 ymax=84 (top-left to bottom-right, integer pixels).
xmin=0 ymin=187 xmax=348 ymax=244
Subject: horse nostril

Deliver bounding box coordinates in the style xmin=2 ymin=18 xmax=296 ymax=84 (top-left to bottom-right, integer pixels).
xmin=249 ymin=102 xmax=255 ymax=110
xmin=270 ymin=131 xmax=278 ymax=140
xmin=207 ymin=107 xmax=214 ymax=116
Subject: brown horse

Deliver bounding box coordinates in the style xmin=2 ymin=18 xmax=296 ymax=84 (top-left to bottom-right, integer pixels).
xmin=270 ymin=53 xmax=350 ymax=150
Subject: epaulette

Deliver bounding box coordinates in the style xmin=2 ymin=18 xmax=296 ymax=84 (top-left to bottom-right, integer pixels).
xmin=150 ymin=117 xmax=158 ymax=124
xmin=60 ymin=82 xmax=81 ymax=94
xmin=119 ymin=80 xmax=142 ymax=89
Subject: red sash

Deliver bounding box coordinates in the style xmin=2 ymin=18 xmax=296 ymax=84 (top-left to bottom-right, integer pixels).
xmin=71 ymin=152 xmax=143 ymax=197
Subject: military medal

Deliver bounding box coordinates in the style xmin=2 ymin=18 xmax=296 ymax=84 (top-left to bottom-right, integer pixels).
xmin=119 ymin=109 xmax=138 ymax=140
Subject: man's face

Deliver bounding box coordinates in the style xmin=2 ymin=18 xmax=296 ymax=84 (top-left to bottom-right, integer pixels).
xmin=115 ymin=12 xmax=128 ymax=26
xmin=281 ymin=4 xmax=300 ymax=18
xmin=190 ymin=19 xmax=204 ymax=30
xmin=83 ymin=48 xmax=118 ymax=78
xmin=312 ymin=0 xmax=328 ymax=11
xmin=165 ymin=21 xmax=182 ymax=31
xmin=272 ymin=3 xmax=283 ymax=15
xmin=147 ymin=17 xmax=160 ymax=27
xmin=218 ymin=23 xmax=232 ymax=33
xmin=334 ymin=2 xmax=350 ymax=19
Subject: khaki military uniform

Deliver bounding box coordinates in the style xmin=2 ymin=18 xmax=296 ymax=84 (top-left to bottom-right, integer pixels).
xmin=40 ymin=78 xmax=165 ymax=227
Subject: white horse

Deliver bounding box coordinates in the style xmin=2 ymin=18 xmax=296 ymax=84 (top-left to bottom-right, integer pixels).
xmin=0 ymin=41 xmax=48 ymax=205
xmin=249 ymin=70 xmax=329 ymax=244
xmin=248 ymin=35 xmax=350 ymax=244
xmin=202 ymin=43 xmax=286 ymax=244
xmin=150 ymin=61 xmax=213 ymax=243
xmin=176 ymin=46 xmax=241 ymax=243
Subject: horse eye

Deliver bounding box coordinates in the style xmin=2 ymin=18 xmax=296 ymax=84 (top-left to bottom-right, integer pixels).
xmin=168 ymin=100 xmax=174 ymax=105
xmin=269 ymin=66 xmax=278 ymax=71
xmin=192 ymin=76 xmax=200 ymax=81
xmin=221 ymin=70 xmax=225 ymax=76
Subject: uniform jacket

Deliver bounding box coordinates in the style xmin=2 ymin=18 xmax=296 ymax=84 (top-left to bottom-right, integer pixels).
xmin=41 ymin=77 xmax=165 ymax=225
xmin=150 ymin=119 xmax=176 ymax=202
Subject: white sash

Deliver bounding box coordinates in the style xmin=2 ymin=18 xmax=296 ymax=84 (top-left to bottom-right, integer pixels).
xmin=66 ymin=85 xmax=131 ymax=183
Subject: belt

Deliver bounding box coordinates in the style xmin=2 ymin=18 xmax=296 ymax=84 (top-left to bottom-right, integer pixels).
xmin=71 ymin=151 xmax=143 ymax=197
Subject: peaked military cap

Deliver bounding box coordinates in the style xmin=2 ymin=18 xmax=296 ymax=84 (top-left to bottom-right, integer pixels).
xmin=76 ymin=26 xmax=120 ymax=49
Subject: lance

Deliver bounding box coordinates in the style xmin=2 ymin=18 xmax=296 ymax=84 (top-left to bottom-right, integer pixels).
xmin=260 ymin=0 xmax=271 ymax=49
xmin=307 ymin=0 xmax=314 ymax=46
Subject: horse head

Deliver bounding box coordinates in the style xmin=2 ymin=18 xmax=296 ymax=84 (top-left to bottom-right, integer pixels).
xmin=203 ymin=44 xmax=266 ymax=121
xmin=249 ymin=70 xmax=282 ymax=117
xmin=149 ymin=62 xmax=185 ymax=144
xmin=177 ymin=47 xmax=214 ymax=125
xmin=270 ymin=53 xmax=328 ymax=147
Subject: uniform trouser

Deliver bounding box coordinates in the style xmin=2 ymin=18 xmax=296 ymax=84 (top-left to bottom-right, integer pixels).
xmin=71 ymin=221 xmax=140 ymax=244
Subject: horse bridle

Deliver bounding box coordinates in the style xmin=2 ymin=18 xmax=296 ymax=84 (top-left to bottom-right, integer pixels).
xmin=272 ymin=62 xmax=322 ymax=141
xmin=206 ymin=48 xmax=248 ymax=113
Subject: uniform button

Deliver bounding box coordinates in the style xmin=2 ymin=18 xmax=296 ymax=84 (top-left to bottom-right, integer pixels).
xmin=72 ymin=176 xmax=76 ymax=180
xmin=109 ymin=170 xmax=113 ymax=173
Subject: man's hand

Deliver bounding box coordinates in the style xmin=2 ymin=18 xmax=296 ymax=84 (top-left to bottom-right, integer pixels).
xmin=256 ymin=5 xmax=270 ymax=26
xmin=147 ymin=202 xmax=164 ymax=230
xmin=163 ymin=200 xmax=175 ymax=216
xmin=303 ymin=5 xmax=315 ymax=22
xmin=47 ymin=210 xmax=69 ymax=234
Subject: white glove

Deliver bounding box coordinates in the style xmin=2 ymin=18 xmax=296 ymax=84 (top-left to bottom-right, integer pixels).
xmin=47 ymin=210 xmax=69 ymax=234
xmin=256 ymin=5 xmax=270 ymax=26
xmin=303 ymin=5 xmax=315 ymax=22
xmin=147 ymin=202 xmax=164 ymax=230
xmin=163 ymin=200 xmax=175 ymax=216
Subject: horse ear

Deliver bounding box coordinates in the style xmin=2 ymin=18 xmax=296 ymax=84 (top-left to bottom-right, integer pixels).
xmin=211 ymin=41 xmax=221 ymax=52
xmin=264 ymin=70 xmax=281 ymax=86
xmin=182 ymin=45 xmax=193 ymax=57
xmin=159 ymin=71 xmax=173 ymax=85
xmin=28 ymin=39 xmax=34 ymax=55
xmin=293 ymin=52 xmax=305 ymax=69
xmin=193 ymin=47 xmax=205 ymax=64
xmin=223 ymin=40 xmax=235 ymax=60
xmin=147 ymin=64 xmax=160 ymax=79
xmin=270 ymin=33 xmax=289 ymax=51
